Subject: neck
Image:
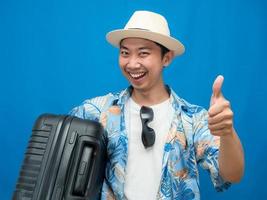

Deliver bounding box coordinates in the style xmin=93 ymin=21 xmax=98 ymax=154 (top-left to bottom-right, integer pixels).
xmin=131 ymin=85 xmax=170 ymax=107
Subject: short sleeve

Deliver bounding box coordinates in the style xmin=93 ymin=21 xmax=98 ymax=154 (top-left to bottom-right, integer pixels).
xmin=193 ymin=109 xmax=231 ymax=192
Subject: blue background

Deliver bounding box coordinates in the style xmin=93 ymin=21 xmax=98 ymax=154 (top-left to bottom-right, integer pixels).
xmin=1 ymin=0 xmax=266 ymax=199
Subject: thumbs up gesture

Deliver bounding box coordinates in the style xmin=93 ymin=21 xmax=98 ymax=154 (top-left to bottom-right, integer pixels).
xmin=208 ymin=75 xmax=234 ymax=136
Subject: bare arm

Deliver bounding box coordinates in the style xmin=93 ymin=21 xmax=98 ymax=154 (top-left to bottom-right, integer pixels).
xmin=208 ymin=75 xmax=245 ymax=182
xmin=219 ymin=128 xmax=244 ymax=182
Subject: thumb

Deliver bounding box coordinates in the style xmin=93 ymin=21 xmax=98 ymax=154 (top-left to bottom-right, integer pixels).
xmin=210 ymin=75 xmax=224 ymax=106
xmin=212 ymin=75 xmax=224 ymax=98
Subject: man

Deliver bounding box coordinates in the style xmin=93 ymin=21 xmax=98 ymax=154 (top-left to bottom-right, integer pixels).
xmin=71 ymin=10 xmax=244 ymax=200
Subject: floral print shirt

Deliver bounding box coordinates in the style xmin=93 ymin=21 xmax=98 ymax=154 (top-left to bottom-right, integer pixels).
xmin=70 ymin=86 xmax=230 ymax=200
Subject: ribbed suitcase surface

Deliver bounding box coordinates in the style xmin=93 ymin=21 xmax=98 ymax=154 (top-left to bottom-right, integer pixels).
xmin=13 ymin=114 xmax=106 ymax=200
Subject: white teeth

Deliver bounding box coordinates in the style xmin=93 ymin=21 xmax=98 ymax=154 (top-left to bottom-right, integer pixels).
xmin=129 ymin=72 xmax=145 ymax=79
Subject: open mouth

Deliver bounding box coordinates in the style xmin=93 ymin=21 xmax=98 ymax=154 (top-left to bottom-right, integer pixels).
xmin=129 ymin=72 xmax=147 ymax=80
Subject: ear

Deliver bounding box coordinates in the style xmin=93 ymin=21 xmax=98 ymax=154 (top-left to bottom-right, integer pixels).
xmin=163 ymin=51 xmax=175 ymax=67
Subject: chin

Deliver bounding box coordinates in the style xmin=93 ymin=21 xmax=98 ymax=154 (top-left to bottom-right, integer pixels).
xmin=131 ymin=85 xmax=149 ymax=92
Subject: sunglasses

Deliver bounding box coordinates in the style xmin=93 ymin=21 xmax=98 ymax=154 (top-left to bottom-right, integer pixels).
xmin=140 ymin=106 xmax=155 ymax=148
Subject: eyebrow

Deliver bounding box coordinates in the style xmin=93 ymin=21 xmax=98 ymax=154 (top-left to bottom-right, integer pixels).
xmin=120 ymin=45 xmax=128 ymax=50
xmin=120 ymin=45 xmax=152 ymax=51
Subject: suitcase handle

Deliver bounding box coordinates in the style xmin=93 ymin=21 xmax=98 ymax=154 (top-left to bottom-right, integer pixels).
xmin=73 ymin=144 xmax=94 ymax=196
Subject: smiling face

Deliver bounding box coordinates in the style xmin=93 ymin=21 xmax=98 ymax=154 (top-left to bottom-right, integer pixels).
xmin=119 ymin=38 xmax=174 ymax=97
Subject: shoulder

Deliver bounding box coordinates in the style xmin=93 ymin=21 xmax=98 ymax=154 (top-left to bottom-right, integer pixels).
xmin=170 ymin=88 xmax=207 ymax=118
xmin=69 ymin=90 xmax=124 ymax=120
xmin=180 ymin=97 xmax=206 ymax=115
xmin=180 ymin=98 xmax=209 ymax=131
xmin=178 ymin=98 xmax=208 ymax=133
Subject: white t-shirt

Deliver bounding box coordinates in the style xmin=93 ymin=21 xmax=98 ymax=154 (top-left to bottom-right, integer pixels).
xmin=124 ymin=97 xmax=175 ymax=200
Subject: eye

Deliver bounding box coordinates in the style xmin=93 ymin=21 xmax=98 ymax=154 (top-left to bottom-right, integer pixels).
xmin=139 ymin=51 xmax=150 ymax=57
xmin=120 ymin=49 xmax=129 ymax=57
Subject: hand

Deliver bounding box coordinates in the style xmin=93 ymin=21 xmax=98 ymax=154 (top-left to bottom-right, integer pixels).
xmin=208 ymin=75 xmax=234 ymax=137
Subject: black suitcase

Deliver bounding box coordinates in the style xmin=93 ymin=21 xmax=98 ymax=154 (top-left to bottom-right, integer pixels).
xmin=13 ymin=114 xmax=107 ymax=200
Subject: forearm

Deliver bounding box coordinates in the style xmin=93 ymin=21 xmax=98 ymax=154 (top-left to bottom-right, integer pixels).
xmin=218 ymin=128 xmax=244 ymax=183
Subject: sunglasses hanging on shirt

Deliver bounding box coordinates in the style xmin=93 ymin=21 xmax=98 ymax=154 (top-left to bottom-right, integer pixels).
xmin=140 ymin=106 xmax=155 ymax=148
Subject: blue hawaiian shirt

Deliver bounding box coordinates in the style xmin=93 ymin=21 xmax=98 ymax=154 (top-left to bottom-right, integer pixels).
xmin=70 ymin=86 xmax=230 ymax=200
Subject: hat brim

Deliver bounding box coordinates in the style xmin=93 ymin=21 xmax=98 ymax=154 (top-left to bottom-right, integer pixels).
xmin=106 ymin=29 xmax=185 ymax=56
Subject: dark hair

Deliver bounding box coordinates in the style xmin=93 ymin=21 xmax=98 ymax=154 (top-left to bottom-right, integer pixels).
xmin=155 ymin=42 xmax=170 ymax=58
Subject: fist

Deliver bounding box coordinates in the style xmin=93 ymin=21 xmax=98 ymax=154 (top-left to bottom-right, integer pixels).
xmin=208 ymin=75 xmax=234 ymax=136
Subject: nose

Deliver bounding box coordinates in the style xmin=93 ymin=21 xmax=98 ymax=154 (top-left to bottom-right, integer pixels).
xmin=126 ymin=55 xmax=141 ymax=69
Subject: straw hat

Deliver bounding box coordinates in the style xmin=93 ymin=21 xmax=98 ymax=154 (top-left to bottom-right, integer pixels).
xmin=106 ymin=10 xmax=185 ymax=56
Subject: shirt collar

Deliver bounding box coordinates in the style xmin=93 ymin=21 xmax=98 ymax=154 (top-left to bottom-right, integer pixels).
xmin=114 ymin=85 xmax=190 ymax=115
